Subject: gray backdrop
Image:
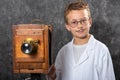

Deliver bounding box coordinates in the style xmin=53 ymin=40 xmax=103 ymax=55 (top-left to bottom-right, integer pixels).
xmin=0 ymin=0 xmax=120 ymax=80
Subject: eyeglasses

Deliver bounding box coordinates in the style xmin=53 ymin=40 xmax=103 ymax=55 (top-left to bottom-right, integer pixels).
xmin=68 ymin=18 xmax=90 ymax=28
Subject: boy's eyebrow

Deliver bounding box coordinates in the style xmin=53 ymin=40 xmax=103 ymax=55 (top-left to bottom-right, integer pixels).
xmin=69 ymin=17 xmax=88 ymax=21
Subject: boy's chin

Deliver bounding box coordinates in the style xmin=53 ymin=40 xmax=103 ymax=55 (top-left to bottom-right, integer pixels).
xmin=77 ymin=34 xmax=89 ymax=39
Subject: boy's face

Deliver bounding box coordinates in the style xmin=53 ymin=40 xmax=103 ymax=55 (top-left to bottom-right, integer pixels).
xmin=65 ymin=9 xmax=92 ymax=39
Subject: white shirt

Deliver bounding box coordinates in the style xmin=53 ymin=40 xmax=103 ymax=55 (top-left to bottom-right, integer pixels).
xmin=73 ymin=43 xmax=87 ymax=63
xmin=55 ymin=35 xmax=115 ymax=80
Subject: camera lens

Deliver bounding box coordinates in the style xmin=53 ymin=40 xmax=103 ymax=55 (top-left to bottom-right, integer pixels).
xmin=21 ymin=43 xmax=33 ymax=54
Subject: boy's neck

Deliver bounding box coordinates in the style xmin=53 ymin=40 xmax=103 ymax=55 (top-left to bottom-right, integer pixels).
xmin=73 ymin=34 xmax=91 ymax=45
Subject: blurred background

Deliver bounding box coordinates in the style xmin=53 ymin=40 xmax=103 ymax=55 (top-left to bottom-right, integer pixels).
xmin=0 ymin=0 xmax=120 ymax=80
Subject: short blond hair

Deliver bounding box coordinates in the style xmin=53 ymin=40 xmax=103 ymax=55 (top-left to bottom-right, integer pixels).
xmin=64 ymin=1 xmax=91 ymax=24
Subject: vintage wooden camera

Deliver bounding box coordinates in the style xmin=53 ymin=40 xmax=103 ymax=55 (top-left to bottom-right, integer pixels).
xmin=12 ymin=24 xmax=52 ymax=74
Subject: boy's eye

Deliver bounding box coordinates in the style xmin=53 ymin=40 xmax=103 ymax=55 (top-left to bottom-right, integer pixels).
xmin=81 ymin=19 xmax=86 ymax=22
xmin=71 ymin=21 xmax=78 ymax=24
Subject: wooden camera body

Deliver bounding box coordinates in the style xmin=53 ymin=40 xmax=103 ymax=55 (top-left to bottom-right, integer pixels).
xmin=12 ymin=24 xmax=52 ymax=74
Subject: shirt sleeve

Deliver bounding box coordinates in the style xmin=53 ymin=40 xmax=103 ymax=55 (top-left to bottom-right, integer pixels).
xmin=55 ymin=49 xmax=63 ymax=80
xmin=99 ymin=48 xmax=115 ymax=80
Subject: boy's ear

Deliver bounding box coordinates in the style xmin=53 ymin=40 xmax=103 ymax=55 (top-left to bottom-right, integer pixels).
xmin=89 ymin=18 xmax=92 ymax=27
xmin=65 ymin=24 xmax=71 ymax=31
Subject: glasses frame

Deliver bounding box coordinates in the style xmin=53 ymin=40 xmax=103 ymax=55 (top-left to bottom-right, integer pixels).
xmin=68 ymin=17 xmax=90 ymax=28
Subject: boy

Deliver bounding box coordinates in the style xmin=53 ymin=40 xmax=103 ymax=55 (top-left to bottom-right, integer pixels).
xmin=48 ymin=1 xmax=115 ymax=80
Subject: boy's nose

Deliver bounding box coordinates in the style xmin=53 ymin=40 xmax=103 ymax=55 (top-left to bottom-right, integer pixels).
xmin=77 ymin=22 xmax=83 ymax=28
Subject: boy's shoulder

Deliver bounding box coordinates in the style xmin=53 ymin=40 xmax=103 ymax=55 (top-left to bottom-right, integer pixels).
xmin=96 ymin=39 xmax=108 ymax=48
xmin=58 ymin=41 xmax=72 ymax=52
xmin=94 ymin=38 xmax=109 ymax=52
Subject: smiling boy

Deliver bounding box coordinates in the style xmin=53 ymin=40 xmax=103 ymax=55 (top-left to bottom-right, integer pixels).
xmin=48 ymin=1 xmax=115 ymax=80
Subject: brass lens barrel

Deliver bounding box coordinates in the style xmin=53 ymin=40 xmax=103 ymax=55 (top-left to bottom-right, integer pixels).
xmin=21 ymin=39 xmax=39 ymax=54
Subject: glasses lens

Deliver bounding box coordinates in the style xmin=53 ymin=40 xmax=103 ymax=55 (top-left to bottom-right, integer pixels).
xmin=70 ymin=21 xmax=78 ymax=27
xmin=69 ymin=18 xmax=89 ymax=27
